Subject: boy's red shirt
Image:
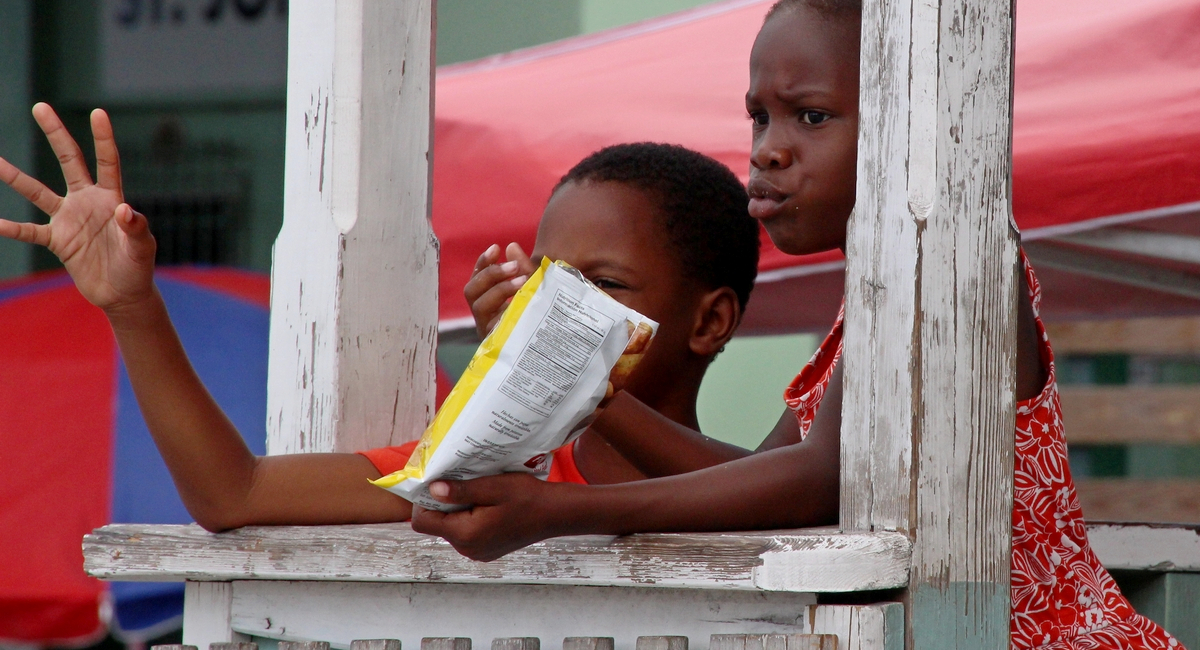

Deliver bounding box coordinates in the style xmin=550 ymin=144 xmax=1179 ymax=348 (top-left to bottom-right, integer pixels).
xmin=358 ymin=440 xmax=589 ymax=486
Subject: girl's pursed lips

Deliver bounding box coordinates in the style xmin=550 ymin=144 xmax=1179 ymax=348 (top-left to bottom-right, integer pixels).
xmin=747 ymin=179 xmax=789 ymax=220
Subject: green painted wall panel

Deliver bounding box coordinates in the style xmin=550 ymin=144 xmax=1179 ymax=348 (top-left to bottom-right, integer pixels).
xmin=0 ymin=0 xmax=34 ymax=279
xmin=580 ymin=0 xmax=717 ymax=33
xmin=437 ymin=0 xmax=581 ymax=65
xmin=910 ymin=582 xmax=1009 ymax=649
xmin=697 ymin=333 xmax=817 ymax=449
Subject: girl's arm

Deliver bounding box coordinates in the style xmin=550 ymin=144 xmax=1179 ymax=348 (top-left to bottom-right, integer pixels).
xmin=585 ymin=392 xmax=761 ymax=477
xmin=412 ymin=365 xmax=843 ymax=561
xmin=0 ymin=104 xmax=411 ymax=531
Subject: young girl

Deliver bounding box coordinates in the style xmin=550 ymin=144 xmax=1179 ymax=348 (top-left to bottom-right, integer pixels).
xmin=414 ymin=1 xmax=1182 ymax=647
xmin=0 ymin=107 xmax=760 ymax=530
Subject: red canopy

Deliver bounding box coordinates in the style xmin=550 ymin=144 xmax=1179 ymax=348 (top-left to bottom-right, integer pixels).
xmin=431 ymin=0 xmax=1200 ymax=333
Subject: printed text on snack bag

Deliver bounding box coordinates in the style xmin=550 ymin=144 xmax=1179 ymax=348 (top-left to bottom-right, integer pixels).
xmin=499 ymin=290 xmax=614 ymax=418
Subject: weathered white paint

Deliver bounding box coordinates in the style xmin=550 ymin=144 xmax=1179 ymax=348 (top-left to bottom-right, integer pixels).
xmin=1088 ymin=523 xmax=1200 ymax=572
xmin=845 ymin=0 xmax=1018 ymax=645
xmin=229 ymin=580 xmax=815 ymax=650
xmin=807 ymin=604 xmax=904 ymax=650
xmin=268 ymin=0 xmax=438 ymax=455
xmin=83 ymin=523 xmax=911 ymax=593
xmin=183 ymin=581 xmax=250 ymax=648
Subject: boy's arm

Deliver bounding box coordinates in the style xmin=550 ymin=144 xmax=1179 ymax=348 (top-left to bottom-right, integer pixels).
xmin=412 ymin=364 xmax=843 ymax=561
xmin=109 ymin=292 xmax=412 ymax=530
xmin=0 ymin=104 xmax=412 ymax=531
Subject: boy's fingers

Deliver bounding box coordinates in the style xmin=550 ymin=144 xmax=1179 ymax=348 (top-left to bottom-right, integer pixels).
xmin=472 ymin=244 xmax=502 ymax=275
xmin=91 ymin=109 xmax=123 ymax=194
xmin=0 ymin=219 xmax=51 ymax=247
xmin=32 ymin=103 xmax=93 ymax=192
xmin=465 ymin=265 xmax=523 ymax=311
xmin=0 ymin=156 xmax=64 ymax=216
xmin=469 ymin=278 xmax=524 ymax=335
xmin=505 ymin=242 xmax=537 ymax=275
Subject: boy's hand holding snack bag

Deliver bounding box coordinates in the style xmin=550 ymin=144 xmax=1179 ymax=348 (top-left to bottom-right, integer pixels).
xmin=373 ymin=258 xmax=657 ymax=511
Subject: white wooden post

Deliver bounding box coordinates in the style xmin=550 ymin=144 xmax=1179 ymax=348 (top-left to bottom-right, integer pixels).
xmin=842 ymin=0 xmax=1018 ymax=645
xmin=267 ymin=0 xmax=439 ymax=454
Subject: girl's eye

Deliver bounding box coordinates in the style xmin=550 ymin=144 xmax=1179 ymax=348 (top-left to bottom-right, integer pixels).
xmin=800 ymin=110 xmax=830 ymax=125
xmin=748 ymin=111 xmax=769 ymax=126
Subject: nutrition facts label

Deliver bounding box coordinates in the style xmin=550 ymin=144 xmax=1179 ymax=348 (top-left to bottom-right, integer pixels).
xmin=499 ymin=290 xmax=613 ymax=418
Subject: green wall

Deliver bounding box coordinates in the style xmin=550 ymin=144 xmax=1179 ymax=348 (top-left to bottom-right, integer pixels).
xmin=0 ymin=0 xmax=33 ymax=280
xmin=437 ymin=0 xmax=581 ymax=65
xmin=580 ymin=0 xmax=716 ymax=33
xmin=698 ymin=333 xmax=818 ymax=449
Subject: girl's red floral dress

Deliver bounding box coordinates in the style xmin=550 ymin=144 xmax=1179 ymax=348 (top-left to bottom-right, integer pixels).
xmin=783 ymin=254 xmax=1182 ymax=649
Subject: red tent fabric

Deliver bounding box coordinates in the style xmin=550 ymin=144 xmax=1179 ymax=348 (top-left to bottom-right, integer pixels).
xmin=430 ymin=0 xmax=1200 ymax=332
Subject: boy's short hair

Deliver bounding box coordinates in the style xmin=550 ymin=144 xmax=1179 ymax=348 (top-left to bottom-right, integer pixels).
xmin=765 ymin=0 xmax=862 ymax=22
xmin=554 ymin=143 xmax=760 ymax=313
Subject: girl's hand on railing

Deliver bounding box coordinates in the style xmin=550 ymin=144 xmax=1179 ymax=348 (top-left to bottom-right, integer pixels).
xmin=0 ymin=103 xmax=156 ymax=314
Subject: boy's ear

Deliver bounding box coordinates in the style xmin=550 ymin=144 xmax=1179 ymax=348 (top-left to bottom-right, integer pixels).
xmin=689 ymin=287 xmax=742 ymax=359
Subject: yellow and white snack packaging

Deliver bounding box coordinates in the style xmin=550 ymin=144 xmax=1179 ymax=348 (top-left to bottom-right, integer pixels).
xmin=371 ymin=258 xmax=658 ymax=511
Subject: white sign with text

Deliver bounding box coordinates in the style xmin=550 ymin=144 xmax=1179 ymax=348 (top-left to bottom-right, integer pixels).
xmin=102 ymin=0 xmax=288 ymax=99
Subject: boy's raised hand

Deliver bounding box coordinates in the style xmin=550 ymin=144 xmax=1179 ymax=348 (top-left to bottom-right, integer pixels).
xmin=0 ymin=104 xmax=155 ymax=313
xmin=464 ymin=242 xmax=537 ymax=339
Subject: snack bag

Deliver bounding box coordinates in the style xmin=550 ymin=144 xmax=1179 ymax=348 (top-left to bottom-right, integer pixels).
xmin=372 ymin=258 xmax=658 ymax=511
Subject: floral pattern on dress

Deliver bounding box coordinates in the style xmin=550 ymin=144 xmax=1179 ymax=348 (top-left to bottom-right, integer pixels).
xmin=783 ymin=253 xmax=1182 ymax=649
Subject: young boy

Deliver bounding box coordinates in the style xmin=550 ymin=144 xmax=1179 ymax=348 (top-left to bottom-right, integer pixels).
xmin=0 ymin=107 xmax=760 ymax=530
xmin=412 ymin=2 xmax=1180 ymax=647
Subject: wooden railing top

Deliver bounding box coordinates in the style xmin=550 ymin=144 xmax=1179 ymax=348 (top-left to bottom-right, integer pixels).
xmin=1085 ymin=521 xmax=1200 ymax=572
xmin=83 ymin=522 xmax=1200 ymax=597
xmin=83 ymin=523 xmax=910 ymax=593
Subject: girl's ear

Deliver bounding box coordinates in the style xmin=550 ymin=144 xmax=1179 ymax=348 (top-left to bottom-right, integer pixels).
xmin=689 ymin=287 xmax=742 ymax=359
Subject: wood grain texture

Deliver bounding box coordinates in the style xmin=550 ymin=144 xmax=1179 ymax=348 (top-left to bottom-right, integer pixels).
xmin=423 ymin=639 xmax=471 ymax=650
xmin=563 ymin=638 xmax=614 ymax=650
xmin=1078 ymin=480 xmax=1200 ymax=525
xmin=1046 ymin=317 xmax=1200 ymax=355
xmin=269 ymin=0 xmax=438 ymax=454
xmin=635 ymin=638 xmax=687 ymax=650
xmin=350 ymin=641 xmax=401 ymax=650
xmin=83 ymin=524 xmax=911 ymax=593
xmin=1061 ymin=386 xmax=1200 ymax=444
xmin=846 ymin=0 xmax=1018 ymax=645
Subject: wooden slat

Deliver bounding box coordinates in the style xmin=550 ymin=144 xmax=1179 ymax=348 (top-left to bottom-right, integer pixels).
xmin=635 ymin=638 xmax=687 ymax=650
xmin=1061 ymin=386 xmax=1200 ymax=444
xmin=1046 ymin=317 xmax=1200 ymax=355
xmin=83 ymin=524 xmax=911 ymax=593
xmin=563 ymin=638 xmax=614 ymax=650
xmin=268 ymin=0 xmax=438 ymax=454
xmin=183 ymin=582 xmax=251 ymax=648
xmin=807 ymin=604 xmax=904 ymax=650
xmin=1086 ymin=522 xmax=1200 ymax=571
xmin=351 ymin=641 xmax=401 ymax=650
xmin=847 ymin=0 xmax=1017 ymax=645
xmin=1078 ymin=480 xmax=1200 ymax=524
